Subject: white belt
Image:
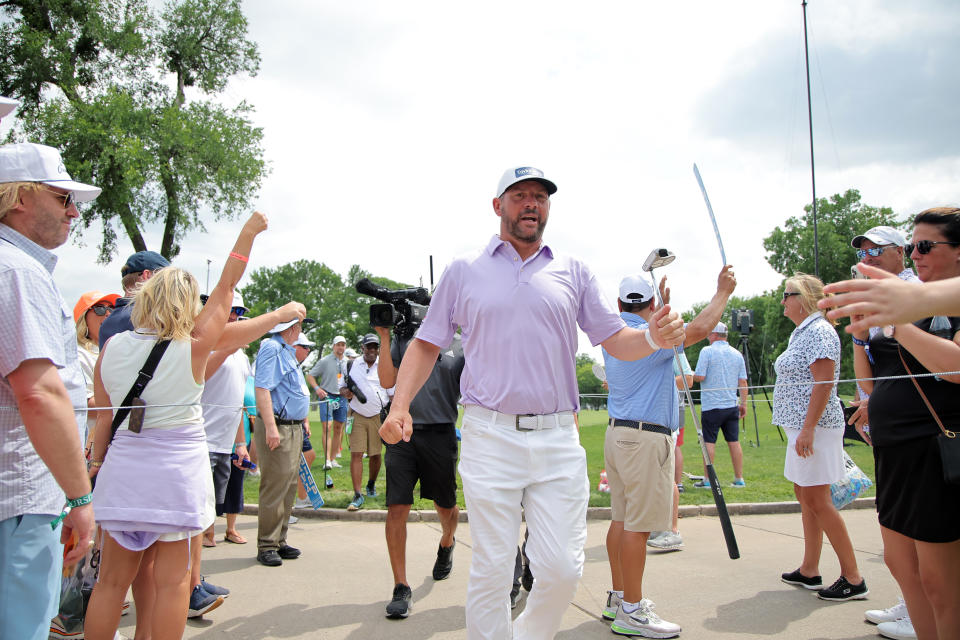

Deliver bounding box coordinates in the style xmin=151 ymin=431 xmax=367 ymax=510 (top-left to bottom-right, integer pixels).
xmin=464 ymin=405 xmax=576 ymax=431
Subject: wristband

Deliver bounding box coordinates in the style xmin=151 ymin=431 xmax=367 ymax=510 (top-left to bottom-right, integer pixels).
xmin=851 ymin=336 xmax=868 ymax=347
xmin=644 ymin=329 xmax=660 ymax=351
xmin=50 ymin=493 xmax=93 ymax=529
xmin=228 ymin=252 xmax=249 ymax=263
xmin=89 ymin=460 xmax=103 ymax=468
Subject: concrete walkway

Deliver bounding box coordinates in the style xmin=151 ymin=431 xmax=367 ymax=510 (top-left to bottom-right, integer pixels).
xmin=136 ymin=508 xmax=896 ymax=639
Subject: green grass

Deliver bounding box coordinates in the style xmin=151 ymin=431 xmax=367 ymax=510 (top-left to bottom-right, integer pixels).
xmin=244 ymin=402 xmax=875 ymax=509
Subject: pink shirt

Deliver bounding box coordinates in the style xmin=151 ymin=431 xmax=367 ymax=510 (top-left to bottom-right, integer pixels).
xmin=416 ymin=235 xmax=625 ymax=414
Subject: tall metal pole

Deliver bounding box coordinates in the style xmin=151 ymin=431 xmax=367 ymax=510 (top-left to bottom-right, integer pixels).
xmin=206 ymin=259 xmax=211 ymax=294
xmin=802 ymin=0 xmax=820 ymax=278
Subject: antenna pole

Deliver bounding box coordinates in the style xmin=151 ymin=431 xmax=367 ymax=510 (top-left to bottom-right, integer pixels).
xmin=802 ymin=0 xmax=820 ymax=278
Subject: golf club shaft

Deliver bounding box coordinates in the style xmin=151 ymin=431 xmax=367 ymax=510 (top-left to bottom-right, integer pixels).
xmin=693 ymin=164 xmax=727 ymax=266
xmin=648 ymin=269 xmax=740 ymax=560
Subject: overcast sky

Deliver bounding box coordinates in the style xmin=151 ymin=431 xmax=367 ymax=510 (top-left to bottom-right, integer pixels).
xmin=6 ymin=0 xmax=958 ymax=355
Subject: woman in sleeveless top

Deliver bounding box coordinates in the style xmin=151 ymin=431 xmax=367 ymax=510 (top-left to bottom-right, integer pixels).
xmin=84 ymin=213 xmax=269 ymax=640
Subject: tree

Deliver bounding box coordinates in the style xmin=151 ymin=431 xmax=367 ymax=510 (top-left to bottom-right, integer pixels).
xmin=0 ymin=0 xmax=266 ymax=261
xmin=240 ymin=260 xmax=409 ymax=359
xmin=575 ymin=352 xmax=606 ymax=411
xmin=763 ymin=189 xmax=904 ymax=287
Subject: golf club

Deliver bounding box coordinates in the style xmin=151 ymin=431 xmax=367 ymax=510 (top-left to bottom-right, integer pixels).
xmin=693 ymin=164 xmax=727 ymax=266
xmin=643 ymin=247 xmax=740 ymax=560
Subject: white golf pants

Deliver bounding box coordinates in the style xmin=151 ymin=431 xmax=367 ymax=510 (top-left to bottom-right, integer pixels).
xmin=459 ymin=407 xmax=589 ymax=640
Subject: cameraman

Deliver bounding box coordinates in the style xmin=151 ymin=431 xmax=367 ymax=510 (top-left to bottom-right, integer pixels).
xmin=375 ymin=325 xmax=465 ymax=619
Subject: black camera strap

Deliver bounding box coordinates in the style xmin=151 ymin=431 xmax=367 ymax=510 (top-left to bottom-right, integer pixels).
xmin=109 ymin=339 xmax=172 ymax=444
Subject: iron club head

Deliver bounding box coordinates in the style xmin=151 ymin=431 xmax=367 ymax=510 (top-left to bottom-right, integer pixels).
xmin=642 ymin=248 xmax=676 ymax=272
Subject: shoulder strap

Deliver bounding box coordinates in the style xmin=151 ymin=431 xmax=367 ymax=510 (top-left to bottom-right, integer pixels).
xmin=897 ymin=346 xmax=956 ymax=438
xmin=109 ymin=339 xmax=172 ymax=442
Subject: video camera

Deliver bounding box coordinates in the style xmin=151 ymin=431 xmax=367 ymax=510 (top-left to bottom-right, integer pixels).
xmin=355 ymin=278 xmax=431 ymax=339
xmin=730 ymin=308 xmax=754 ymax=335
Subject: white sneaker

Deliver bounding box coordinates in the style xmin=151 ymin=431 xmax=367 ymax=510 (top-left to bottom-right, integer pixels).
xmin=866 ymin=598 xmax=907 ymax=624
xmin=647 ymin=531 xmax=684 ymax=551
xmin=288 ymin=515 xmax=298 ymax=524
xmin=877 ymin=617 xmax=916 ymax=640
xmin=323 ymin=460 xmax=333 ymax=470
xmin=330 ymin=460 xmax=342 ymax=469
xmin=602 ymin=590 xmax=622 ymax=621
xmin=610 ymin=599 xmax=681 ymax=638
xmin=294 ymin=497 xmax=311 ymax=509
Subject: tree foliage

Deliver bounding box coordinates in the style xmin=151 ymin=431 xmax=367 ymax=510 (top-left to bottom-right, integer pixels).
xmin=575 ymin=352 xmax=606 ymax=410
xmin=0 ymin=0 xmax=266 ymax=261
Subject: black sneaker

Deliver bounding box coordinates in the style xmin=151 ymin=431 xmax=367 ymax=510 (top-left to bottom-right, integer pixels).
xmin=385 ymin=583 xmax=412 ymax=619
xmin=432 ymin=539 xmax=454 ymax=580
xmin=817 ymin=576 xmax=869 ymax=601
xmin=521 ymin=561 xmax=533 ymax=592
xmin=781 ymin=569 xmax=822 ymax=590
xmin=278 ymin=544 xmax=301 ymax=560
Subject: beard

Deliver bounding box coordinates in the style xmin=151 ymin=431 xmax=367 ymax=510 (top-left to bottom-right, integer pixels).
xmin=504 ymin=210 xmax=546 ymax=244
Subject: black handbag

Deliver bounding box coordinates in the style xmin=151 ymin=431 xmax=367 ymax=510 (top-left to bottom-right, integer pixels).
xmin=898 ymin=347 xmax=960 ymax=485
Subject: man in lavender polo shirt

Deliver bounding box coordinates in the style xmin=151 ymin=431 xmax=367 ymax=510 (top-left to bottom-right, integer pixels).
xmin=380 ymin=166 xmax=685 ymax=640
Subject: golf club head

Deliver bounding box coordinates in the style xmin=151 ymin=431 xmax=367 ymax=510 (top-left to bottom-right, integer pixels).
xmin=642 ymin=248 xmax=676 ymax=272
xmin=591 ymin=363 xmax=606 ymax=382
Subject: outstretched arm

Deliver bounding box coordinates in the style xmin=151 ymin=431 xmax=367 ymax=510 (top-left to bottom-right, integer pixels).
xmin=685 ymin=265 xmax=737 ymax=346
xmin=602 ymin=304 xmax=685 ymax=360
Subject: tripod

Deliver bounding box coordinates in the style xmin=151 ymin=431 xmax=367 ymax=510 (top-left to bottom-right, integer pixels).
xmin=735 ymin=331 xmax=783 ymax=446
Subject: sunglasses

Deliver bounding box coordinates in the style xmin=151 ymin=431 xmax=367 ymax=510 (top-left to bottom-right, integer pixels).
xmin=905 ymin=240 xmax=960 ymax=255
xmin=89 ymin=304 xmax=113 ymax=316
xmin=855 ymin=245 xmax=893 ymax=260
xmin=782 ymin=291 xmax=801 ymax=301
xmin=231 ymin=306 xmax=246 ymax=317
xmin=43 ymin=188 xmax=76 ymax=209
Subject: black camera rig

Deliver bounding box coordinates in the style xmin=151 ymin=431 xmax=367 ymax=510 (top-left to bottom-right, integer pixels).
xmin=355 ymin=278 xmax=431 ymax=339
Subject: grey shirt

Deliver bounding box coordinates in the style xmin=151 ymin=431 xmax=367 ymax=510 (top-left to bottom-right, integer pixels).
xmin=308 ymin=353 xmax=346 ymax=395
xmin=392 ymin=335 xmax=465 ymax=426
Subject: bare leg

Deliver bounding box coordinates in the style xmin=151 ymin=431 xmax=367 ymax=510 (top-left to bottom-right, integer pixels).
xmin=799 ymin=485 xmax=861 ymax=583
xmin=189 ymin=531 xmax=202 ymax=590
xmin=85 ymin=533 xmax=143 ymax=640
xmin=916 ymin=537 xmax=960 ymax=638
xmin=882 ymin=526 xmax=937 ymax=639
xmin=435 ymin=503 xmax=459 ymax=548
xmin=351 ymin=452 xmax=364 ymax=493
xmin=674 ymin=444 xmax=683 ymax=485
xmin=795 ymin=484 xmax=823 ymax=577
xmin=620 ymin=530 xmax=650 ymax=603
xmin=703 ymin=443 xmax=716 ymax=480
xmin=386 ymin=504 xmax=411 ymax=585
xmin=729 ymin=441 xmax=744 ymax=479
xmin=224 ymin=513 xmax=246 ymax=543
xmin=131 ymin=546 xmax=156 ymax=640
xmin=322 ymin=420 xmax=332 ymax=463
xmin=150 ymin=538 xmax=193 ymax=640
xmin=670 ymin=483 xmax=680 ymax=534
xmin=332 ymin=420 xmax=345 ymax=458
xmin=606 ymin=520 xmax=624 ymax=591
xmin=367 ymin=453 xmax=382 ymax=487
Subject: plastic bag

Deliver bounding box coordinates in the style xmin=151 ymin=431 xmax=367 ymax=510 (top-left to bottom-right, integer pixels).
xmin=830 ymin=450 xmax=873 ymax=509
xmin=49 ymin=543 xmax=97 ymax=637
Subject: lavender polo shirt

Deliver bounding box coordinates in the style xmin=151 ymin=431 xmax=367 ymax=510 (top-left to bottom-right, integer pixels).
xmin=416 ymin=235 xmax=626 ymax=415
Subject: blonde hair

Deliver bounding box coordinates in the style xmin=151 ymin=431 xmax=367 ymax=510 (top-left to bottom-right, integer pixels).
xmin=785 ymin=272 xmax=837 ymax=326
xmin=76 ymin=314 xmax=97 ymax=351
xmin=0 ymin=182 xmax=42 ymax=222
xmin=131 ymin=267 xmax=202 ymax=340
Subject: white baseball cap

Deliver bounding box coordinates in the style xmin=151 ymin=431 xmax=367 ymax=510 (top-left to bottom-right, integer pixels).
xmin=0 ymin=96 xmax=18 ymax=118
xmin=231 ymin=291 xmax=247 ymax=311
xmin=268 ymin=318 xmax=301 ymax=334
xmin=294 ymin=332 xmax=315 ymax=347
xmin=618 ymin=275 xmax=654 ymax=304
xmin=332 ymin=335 xmax=347 ymax=345
xmin=712 ymin=322 xmax=728 ymax=334
xmin=496 ymin=166 xmax=558 ymax=198
xmin=851 ymin=225 xmax=908 ymax=248
xmin=0 ymin=143 xmax=101 ymax=202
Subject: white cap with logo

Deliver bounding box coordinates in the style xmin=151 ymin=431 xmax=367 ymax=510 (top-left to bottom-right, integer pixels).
xmin=851 ymin=226 xmax=908 ymax=248
xmin=496 ymin=166 xmax=558 ymax=198
xmin=0 ymin=143 xmax=101 ymax=202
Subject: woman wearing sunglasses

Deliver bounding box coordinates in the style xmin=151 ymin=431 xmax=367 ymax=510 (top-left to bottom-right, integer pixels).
xmin=73 ymin=291 xmax=119 ymax=451
xmin=84 ymin=212 xmax=268 ymax=640
xmin=851 ymin=207 xmax=960 ymax=640
xmin=774 ymin=274 xmax=867 ymax=602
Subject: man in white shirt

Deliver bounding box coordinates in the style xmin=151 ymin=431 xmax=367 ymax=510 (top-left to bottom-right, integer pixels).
xmin=340 ymin=333 xmax=392 ymax=511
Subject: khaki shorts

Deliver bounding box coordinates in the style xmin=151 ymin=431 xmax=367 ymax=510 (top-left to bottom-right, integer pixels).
xmin=349 ymin=413 xmax=383 ymax=455
xmin=604 ymin=423 xmax=675 ymax=533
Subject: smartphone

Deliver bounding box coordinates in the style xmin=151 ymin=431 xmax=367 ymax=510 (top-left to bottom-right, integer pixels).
xmin=230 ymin=453 xmax=257 ymax=471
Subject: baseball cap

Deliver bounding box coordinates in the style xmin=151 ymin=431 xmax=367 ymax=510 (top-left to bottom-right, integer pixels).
xmin=232 ymin=291 xmax=247 ymax=311
xmin=361 ymin=333 xmax=380 ymax=346
xmin=0 ymin=143 xmax=101 ymax=202
xmin=345 ymin=348 xmax=358 ymax=358
xmin=73 ymin=290 xmax=121 ymax=323
xmin=121 ymin=250 xmax=169 ymax=276
xmin=618 ymin=275 xmax=654 ymax=304
xmin=712 ymin=322 xmax=728 ymax=334
xmin=496 ymin=166 xmax=558 ymax=198
xmin=294 ymin=333 xmax=315 ymax=347
xmin=851 ymin=226 xmax=908 ymax=248
xmin=332 ymin=335 xmax=347 ymax=345
xmin=268 ymin=318 xmax=302 ymax=334
xmin=0 ymin=96 xmax=18 ymax=118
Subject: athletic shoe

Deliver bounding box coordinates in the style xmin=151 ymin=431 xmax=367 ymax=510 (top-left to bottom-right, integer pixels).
xmin=330 ymin=460 xmax=342 ymax=468
xmin=247 ymin=467 xmax=260 ymax=477
xmin=49 ymin=618 xmax=82 ymax=638
xmin=676 ymin=483 xmax=684 ymax=494
xmin=187 ymin=584 xmax=224 ymax=618
xmin=200 ymin=576 xmax=230 ymax=598
xmin=602 ymin=590 xmax=623 ymax=621
xmin=866 ymin=598 xmax=908 ymax=624
xmin=294 ymin=497 xmax=312 ymax=509
xmin=780 ymin=569 xmax=822 ymax=590
xmin=693 ymin=480 xmax=711 ymax=489
xmin=647 ymin=531 xmax=684 ymax=551
xmin=610 ymin=599 xmax=681 ymax=638
xmin=323 ymin=460 xmax=333 ymax=470
xmin=347 ymin=494 xmax=365 ymax=511
xmin=877 ymin=617 xmax=917 ymax=640
xmin=817 ymin=576 xmax=868 ymax=601
xmin=335 ymin=452 xmax=343 ymax=459
xmin=385 ymin=583 xmax=412 ymax=619
xmin=256 ymin=549 xmax=282 ymax=566
xmin=432 ymin=539 xmax=454 ymax=580
xmin=288 ymin=515 xmax=298 ymax=524
xmin=365 ymin=484 xmax=378 ymax=497
xmin=278 ymin=544 xmax=301 ymax=559
xmin=730 ymin=478 xmax=746 ymax=487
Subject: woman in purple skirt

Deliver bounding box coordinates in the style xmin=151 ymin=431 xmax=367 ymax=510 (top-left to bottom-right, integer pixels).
xmin=85 ymin=213 xmax=270 ymax=640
